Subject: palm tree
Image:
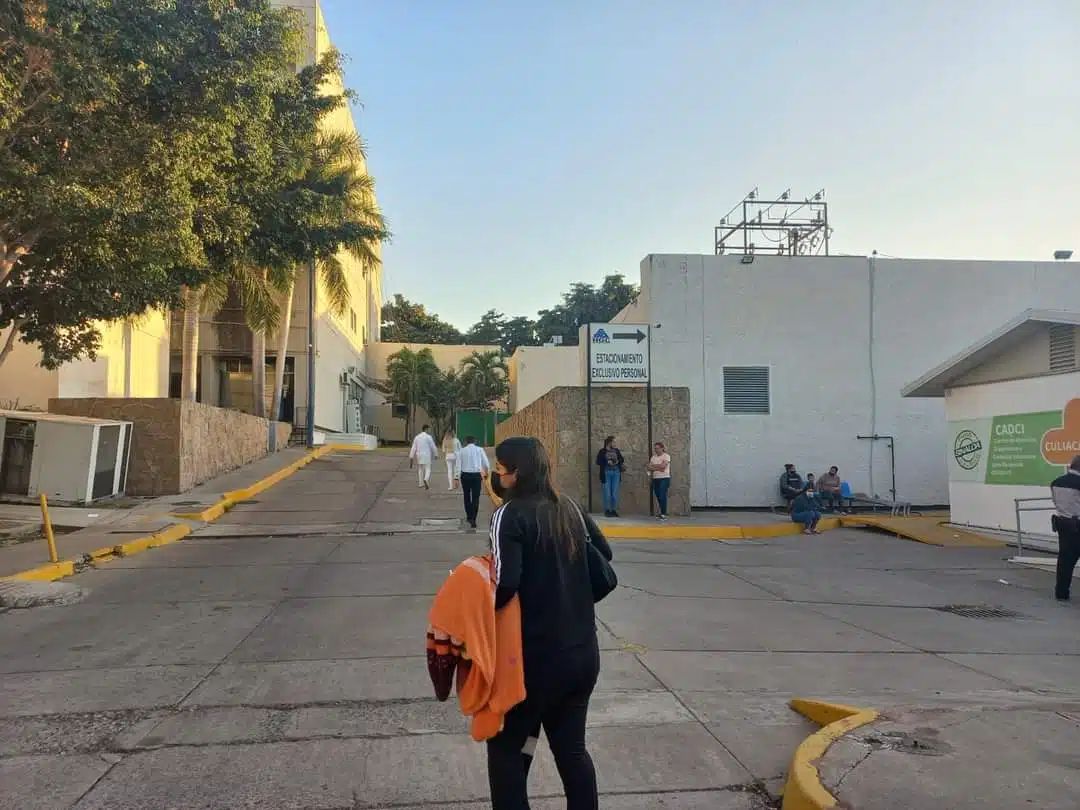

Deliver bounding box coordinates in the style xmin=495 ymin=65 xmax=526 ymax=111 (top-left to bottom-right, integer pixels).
xmin=386 ymin=347 xmax=439 ymax=439
xmin=421 ymin=368 xmax=463 ymax=441
xmin=268 ymin=131 xmax=386 ymax=422
xmin=460 ymin=350 xmax=509 ymax=411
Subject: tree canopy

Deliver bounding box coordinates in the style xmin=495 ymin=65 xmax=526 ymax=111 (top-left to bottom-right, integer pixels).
xmin=0 ymin=0 xmax=305 ymax=367
xmin=381 ymin=294 xmax=464 ymax=345
xmin=383 ymin=274 xmax=637 ymax=354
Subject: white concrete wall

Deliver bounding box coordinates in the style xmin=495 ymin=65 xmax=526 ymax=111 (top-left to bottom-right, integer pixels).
xmin=509 ymin=346 xmax=579 ymax=411
xmin=641 ymin=254 xmax=1080 ymax=507
xmin=944 ymin=371 xmax=1080 ymax=533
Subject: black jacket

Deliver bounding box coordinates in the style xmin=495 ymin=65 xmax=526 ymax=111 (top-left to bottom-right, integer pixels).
xmin=490 ymin=495 xmax=613 ymax=664
xmin=595 ymin=447 xmax=626 ymax=482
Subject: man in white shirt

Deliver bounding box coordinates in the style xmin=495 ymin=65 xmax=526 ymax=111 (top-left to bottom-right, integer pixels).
xmin=409 ymin=424 xmax=439 ymax=489
xmin=456 ymin=435 xmax=490 ymax=528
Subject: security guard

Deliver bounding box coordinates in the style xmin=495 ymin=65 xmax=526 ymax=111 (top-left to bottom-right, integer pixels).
xmin=1050 ymin=455 xmax=1080 ymax=601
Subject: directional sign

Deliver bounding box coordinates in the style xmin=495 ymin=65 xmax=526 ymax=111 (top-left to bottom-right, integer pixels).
xmin=588 ymin=323 xmax=650 ymax=384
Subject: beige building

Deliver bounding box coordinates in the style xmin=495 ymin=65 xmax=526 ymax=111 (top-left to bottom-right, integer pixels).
xmin=0 ymin=313 xmax=171 ymax=411
xmin=508 ymin=345 xmax=579 ymax=412
xmin=364 ymin=342 xmax=502 ymax=442
xmin=174 ymin=0 xmax=382 ymax=436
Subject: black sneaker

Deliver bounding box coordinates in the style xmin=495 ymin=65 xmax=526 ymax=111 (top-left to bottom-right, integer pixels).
xmin=604 ymin=510 xmax=613 ymax=517
xmin=1056 ymin=593 xmax=1070 ymax=601
xmin=612 ymin=511 xmax=620 ymax=518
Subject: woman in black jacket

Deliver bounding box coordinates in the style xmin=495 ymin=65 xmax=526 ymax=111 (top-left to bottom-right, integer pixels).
xmin=595 ymin=435 xmax=625 ymax=517
xmin=488 ymin=436 xmax=613 ymax=810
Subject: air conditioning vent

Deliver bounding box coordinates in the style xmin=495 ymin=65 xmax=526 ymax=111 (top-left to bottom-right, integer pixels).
xmin=722 ymin=366 xmax=771 ymax=415
xmin=1049 ymin=325 xmax=1076 ymax=372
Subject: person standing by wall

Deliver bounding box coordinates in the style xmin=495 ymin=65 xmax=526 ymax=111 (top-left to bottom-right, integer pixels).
xmin=647 ymin=442 xmax=672 ymax=520
xmin=1050 ymin=455 xmax=1080 ymax=601
xmin=594 ymin=435 xmax=625 ymax=517
xmin=409 ymin=424 xmax=439 ymax=490
xmin=457 ymin=435 xmax=490 ymax=529
xmin=443 ymin=429 xmax=463 ymax=491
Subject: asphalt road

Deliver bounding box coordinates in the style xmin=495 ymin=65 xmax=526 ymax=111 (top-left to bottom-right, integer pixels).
xmin=2 ymin=450 xmax=1078 ymax=809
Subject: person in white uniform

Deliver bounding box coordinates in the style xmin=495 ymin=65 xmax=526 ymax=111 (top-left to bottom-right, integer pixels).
xmin=409 ymin=424 xmax=439 ymax=489
xmin=442 ymin=429 xmax=463 ymax=490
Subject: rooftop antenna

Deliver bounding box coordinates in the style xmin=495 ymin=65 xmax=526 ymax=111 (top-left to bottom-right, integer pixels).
xmin=714 ymin=189 xmax=831 ymax=257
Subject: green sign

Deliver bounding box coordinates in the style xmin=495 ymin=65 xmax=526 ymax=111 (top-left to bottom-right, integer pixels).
xmin=947 ymin=408 xmax=1066 ymax=486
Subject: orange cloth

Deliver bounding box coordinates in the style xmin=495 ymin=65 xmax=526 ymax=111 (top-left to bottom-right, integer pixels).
xmin=427 ymin=554 xmax=525 ymax=741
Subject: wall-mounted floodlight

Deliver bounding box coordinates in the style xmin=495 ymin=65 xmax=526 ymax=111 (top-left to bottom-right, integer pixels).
xmin=1053 ymin=250 xmax=1073 ymax=260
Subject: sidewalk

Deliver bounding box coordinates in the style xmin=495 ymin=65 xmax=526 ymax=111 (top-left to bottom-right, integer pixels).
xmin=817 ymin=701 xmax=1080 ymax=809
xmin=0 ymin=448 xmax=311 ymax=578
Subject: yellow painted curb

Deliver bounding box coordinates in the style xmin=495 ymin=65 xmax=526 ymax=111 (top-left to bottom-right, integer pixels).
xmin=782 ymin=699 xmax=878 ymax=810
xmin=3 ymin=444 xmax=356 ymax=582
xmin=2 ymin=560 xmax=76 ymax=582
xmin=601 ymin=517 xmax=843 ymax=541
xmin=112 ymin=523 xmax=191 ymax=557
xmin=173 ymin=444 xmax=339 ymax=522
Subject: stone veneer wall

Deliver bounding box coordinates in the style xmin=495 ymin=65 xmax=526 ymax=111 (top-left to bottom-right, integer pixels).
xmin=49 ymin=398 xmax=291 ymax=495
xmin=496 ymin=386 xmax=691 ymax=516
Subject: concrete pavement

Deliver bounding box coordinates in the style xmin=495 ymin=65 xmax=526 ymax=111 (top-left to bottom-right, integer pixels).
xmin=1 ymin=449 xmax=1078 ymax=808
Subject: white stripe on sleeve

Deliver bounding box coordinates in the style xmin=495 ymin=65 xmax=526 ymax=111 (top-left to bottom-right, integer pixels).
xmin=489 ymin=504 xmax=507 ymax=584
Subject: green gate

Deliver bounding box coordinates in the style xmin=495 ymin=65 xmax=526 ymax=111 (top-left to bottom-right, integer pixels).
xmin=456 ymin=410 xmax=511 ymax=447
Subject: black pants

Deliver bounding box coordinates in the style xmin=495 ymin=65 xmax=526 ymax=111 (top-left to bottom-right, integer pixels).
xmin=1056 ymin=523 xmax=1080 ymax=599
xmin=461 ymin=472 xmax=482 ymax=524
xmin=487 ymin=638 xmax=600 ymax=810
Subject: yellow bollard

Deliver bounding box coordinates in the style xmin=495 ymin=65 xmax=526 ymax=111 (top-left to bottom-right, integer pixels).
xmin=39 ymin=492 xmax=59 ymax=563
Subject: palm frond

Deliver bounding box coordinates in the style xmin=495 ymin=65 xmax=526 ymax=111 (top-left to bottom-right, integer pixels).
xmin=317 ymin=254 xmax=351 ymax=316
xmin=234 ymin=265 xmax=281 ymax=333
xmin=200 ymin=278 xmax=230 ymax=317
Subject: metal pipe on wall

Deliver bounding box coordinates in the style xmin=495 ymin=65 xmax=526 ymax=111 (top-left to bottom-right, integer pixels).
xmin=306 ymin=258 xmax=317 ymax=449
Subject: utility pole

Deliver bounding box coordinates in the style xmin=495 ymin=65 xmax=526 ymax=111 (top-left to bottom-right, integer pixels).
xmin=306 ymin=258 xmax=316 ymax=448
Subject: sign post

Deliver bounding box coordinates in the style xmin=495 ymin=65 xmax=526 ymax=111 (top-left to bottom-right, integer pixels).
xmin=584 ymin=323 xmax=652 ymax=515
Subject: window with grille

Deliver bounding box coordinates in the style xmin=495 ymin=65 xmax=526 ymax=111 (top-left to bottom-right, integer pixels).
xmin=722 ymin=366 xmax=771 ymax=414
xmin=1049 ymin=325 xmax=1076 ymax=373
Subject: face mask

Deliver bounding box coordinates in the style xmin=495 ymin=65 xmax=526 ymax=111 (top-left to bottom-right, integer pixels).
xmin=490 ymin=472 xmax=508 ymax=499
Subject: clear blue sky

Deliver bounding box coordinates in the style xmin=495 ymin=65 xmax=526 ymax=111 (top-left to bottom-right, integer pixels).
xmin=321 ymin=0 xmax=1079 ymax=330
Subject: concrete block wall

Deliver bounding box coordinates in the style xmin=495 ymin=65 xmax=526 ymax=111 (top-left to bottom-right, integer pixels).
xmin=49 ymin=398 xmax=291 ymax=495
xmin=497 ymin=386 xmax=691 ymax=516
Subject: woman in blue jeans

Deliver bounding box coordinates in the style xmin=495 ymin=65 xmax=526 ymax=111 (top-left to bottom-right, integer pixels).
xmin=595 ymin=436 xmax=625 ymax=517
xmin=791 ymin=484 xmax=823 ymax=535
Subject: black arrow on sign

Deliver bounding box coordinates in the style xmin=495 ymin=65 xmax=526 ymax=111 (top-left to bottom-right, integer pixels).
xmin=612 ymin=329 xmax=647 ymax=344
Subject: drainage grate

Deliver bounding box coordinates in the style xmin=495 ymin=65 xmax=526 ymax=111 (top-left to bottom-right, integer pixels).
xmin=932 ymin=604 xmax=1024 ymax=619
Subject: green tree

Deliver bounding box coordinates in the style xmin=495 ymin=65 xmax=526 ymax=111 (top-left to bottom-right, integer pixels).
xmin=386 ymin=346 xmax=440 ymax=439
xmin=501 ymin=315 xmax=538 ymax=355
xmin=1 ymin=0 xmax=302 ymax=369
xmin=381 ymin=294 xmax=463 ymax=344
xmin=421 ymin=368 xmax=463 ymax=441
xmin=535 ymin=274 xmax=637 ymax=346
xmin=460 ymin=350 xmax=509 ymax=411
xmin=465 ymin=309 xmax=506 ymax=346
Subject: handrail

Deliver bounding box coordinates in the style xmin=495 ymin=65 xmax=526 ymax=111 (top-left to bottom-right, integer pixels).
xmin=1013 ymin=496 xmax=1056 ymax=556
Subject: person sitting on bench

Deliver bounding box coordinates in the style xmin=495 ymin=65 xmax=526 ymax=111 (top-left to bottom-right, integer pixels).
xmin=779 ymin=463 xmax=804 ymax=505
xmin=817 ymin=466 xmax=847 ymax=513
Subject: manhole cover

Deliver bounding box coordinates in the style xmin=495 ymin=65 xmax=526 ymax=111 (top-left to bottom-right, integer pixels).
xmin=931 ymin=605 xmax=1024 ymax=619
xmin=420 ymin=518 xmax=462 ymax=527
xmin=171 ymin=501 xmax=202 ymax=507
xmin=0 ymin=580 xmax=86 ymax=609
